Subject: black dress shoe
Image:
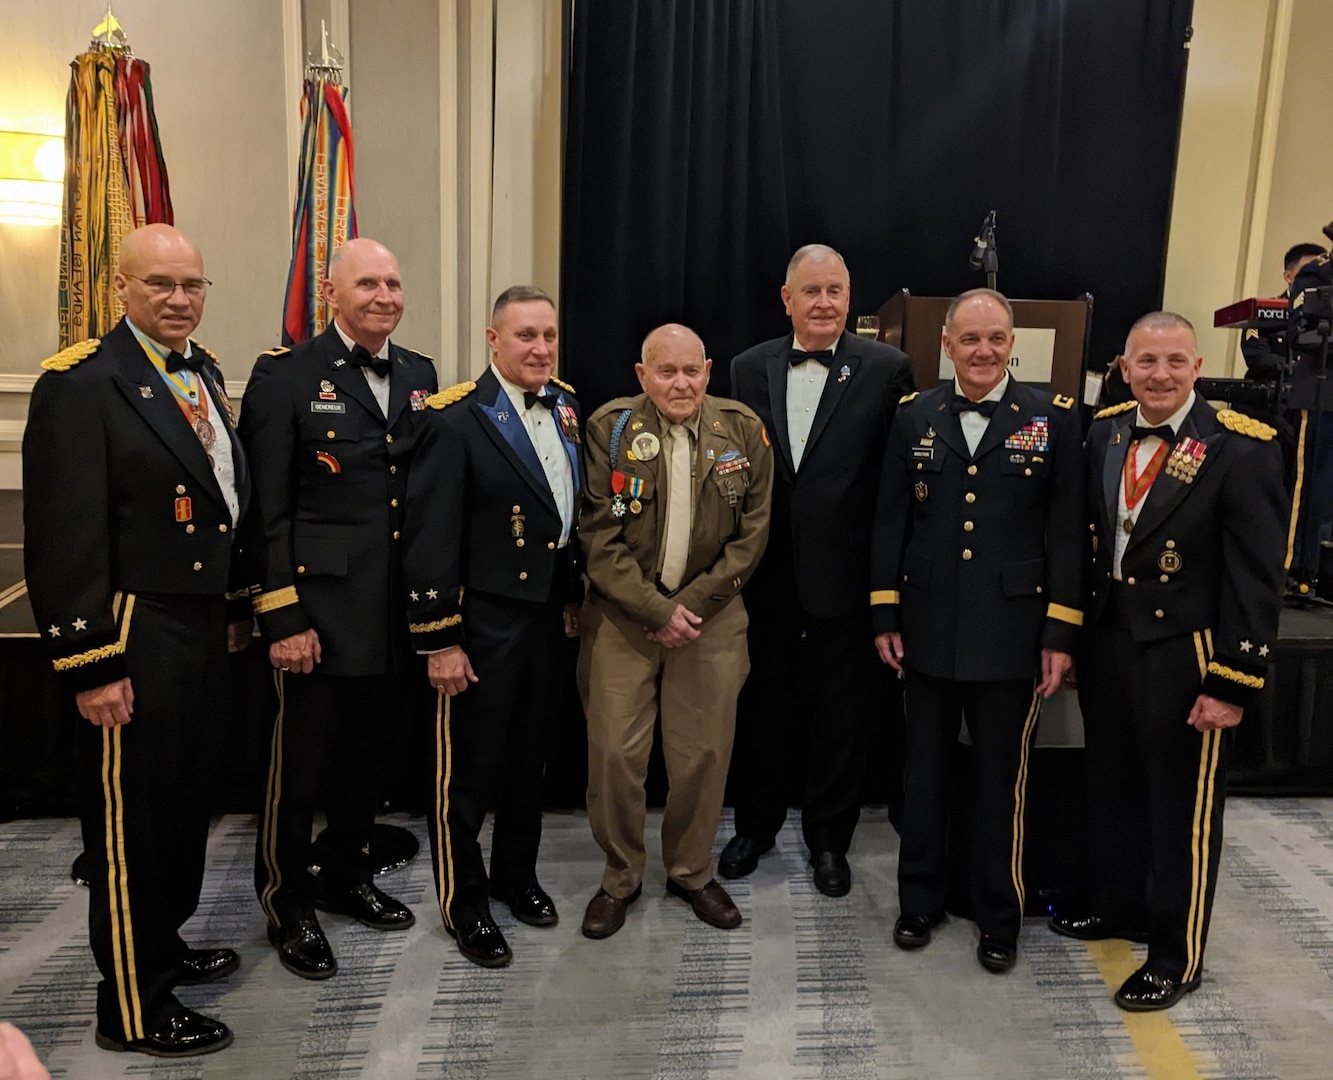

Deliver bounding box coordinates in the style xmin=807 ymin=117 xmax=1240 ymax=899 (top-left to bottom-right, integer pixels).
xmin=268 ymin=916 xmax=337 ymax=980
xmin=718 ymin=835 xmax=774 ymax=879
xmin=490 ymin=883 xmax=558 ymax=927
xmin=810 ymin=851 xmax=851 ymax=897
xmin=1115 ymin=967 xmax=1201 ymax=1012
xmin=177 ymin=947 xmax=239 ymax=984
xmin=95 ymin=1008 xmax=233 ymax=1058
xmin=977 ymin=934 xmax=1018 ymax=973
xmin=893 ymin=911 xmax=946 ymax=950
xmin=447 ymin=916 xmax=512 ymax=968
xmin=1048 ymin=912 xmax=1149 ymax=944
xmin=316 ymin=879 xmax=415 ymax=930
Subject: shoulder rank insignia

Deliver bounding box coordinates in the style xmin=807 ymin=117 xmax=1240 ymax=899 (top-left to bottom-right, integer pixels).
xmin=1244 ymin=328 xmax=1260 ymax=341
xmin=1093 ymin=399 xmax=1137 ymax=420
xmin=549 ymin=376 xmax=576 ymax=394
xmin=1216 ymin=408 xmax=1276 ymax=441
xmin=1052 ymin=394 xmax=1075 ymax=410
xmin=41 ymin=338 xmax=101 ymax=371
xmin=426 ymin=381 xmax=477 ymax=409
xmin=260 ymin=346 xmax=291 ymax=358
xmin=899 ymin=391 xmax=919 ymax=404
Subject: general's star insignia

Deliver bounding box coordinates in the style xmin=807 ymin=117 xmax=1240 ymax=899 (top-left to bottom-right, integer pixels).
xmin=1259 ymin=644 xmax=1270 ymax=658
xmin=410 ymin=591 xmax=419 ymax=602
xmin=48 ymin=625 xmax=60 ymax=637
xmin=427 ymin=589 xmax=439 ymax=599
xmin=1240 ymin=639 xmax=1253 ymax=652
xmin=72 ymin=617 xmax=87 ymax=631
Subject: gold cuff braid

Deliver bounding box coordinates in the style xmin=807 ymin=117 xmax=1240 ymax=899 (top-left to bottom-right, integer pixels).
xmin=410 ymin=614 xmax=463 ymax=633
xmin=1206 ymin=661 xmax=1264 ymax=689
xmin=252 ymin=586 xmax=300 ymax=614
xmin=870 ymin=590 xmax=900 ymax=605
xmin=52 ymin=640 xmax=125 ymax=671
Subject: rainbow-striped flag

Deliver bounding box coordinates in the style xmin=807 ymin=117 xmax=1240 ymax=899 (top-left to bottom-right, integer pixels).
xmin=281 ymin=78 xmax=357 ymax=345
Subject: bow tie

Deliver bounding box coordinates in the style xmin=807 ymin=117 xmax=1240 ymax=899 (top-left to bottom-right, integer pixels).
xmin=788 ymin=349 xmax=834 ymax=366
xmin=1130 ymin=424 xmax=1175 ymax=444
xmin=166 ymin=350 xmax=203 ymax=374
xmin=349 ymin=344 xmax=392 ymax=379
xmin=524 ymin=390 xmax=558 ymax=410
xmin=950 ymin=396 xmax=998 ymax=417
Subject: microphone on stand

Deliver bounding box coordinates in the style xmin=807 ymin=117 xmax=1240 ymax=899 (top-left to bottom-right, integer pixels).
xmin=969 ymin=211 xmax=996 ymax=272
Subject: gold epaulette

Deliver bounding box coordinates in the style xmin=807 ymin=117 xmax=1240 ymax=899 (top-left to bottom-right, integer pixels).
xmin=1053 ymin=394 xmax=1075 ymax=409
xmin=1093 ymin=400 xmax=1137 ymax=420
xmin=426 ymin=381 xmax=477 ymax=409
xmin=41 ymin=338 xmax=101 ymax=371
xmin=193 ymin=341 xmax=220 ymax=366
xmin=550 ymin=376 xmax=576 ymax=394
xmin=899 ymin=391 xmax=919 ymax=404
xmin=260 ymin=347 xmax=291 ymax=358
xmin=1217 ymin=408 xmax=1276 ymax=441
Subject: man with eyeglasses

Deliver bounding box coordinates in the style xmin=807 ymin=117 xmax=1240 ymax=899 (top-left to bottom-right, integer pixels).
xmin=240 ymin=238 xmax=436 ymax=981
xmin=24 ymin=223 xmax=251 ymax=1058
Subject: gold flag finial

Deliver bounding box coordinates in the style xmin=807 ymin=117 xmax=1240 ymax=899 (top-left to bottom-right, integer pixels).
xmin=90 ymin=2 xmax=131 ymax=53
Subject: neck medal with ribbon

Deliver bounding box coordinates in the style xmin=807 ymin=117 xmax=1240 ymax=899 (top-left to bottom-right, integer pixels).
xmin=1122 ymin=437 xmax=1171 ymax=531
xmin=142 ymin=341 xmax=217 ymax=463
xmin=1164 ymin=436 xmax=1206 ymax=485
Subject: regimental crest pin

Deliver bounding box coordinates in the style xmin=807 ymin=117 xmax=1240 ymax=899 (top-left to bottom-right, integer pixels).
xmin=320 ymin=379 xmax=335 ymax=393
xmin=139 ymin=385 xmax=154 ymax=399
xmin=915 ymin=480 xmax=928 ymax=502
xmin=838 ymin=364 xmax=851 ymax=383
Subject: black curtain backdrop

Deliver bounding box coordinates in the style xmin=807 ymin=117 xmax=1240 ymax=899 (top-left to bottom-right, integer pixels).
xmin=561 ymin=0 xmax=1193 ymax=410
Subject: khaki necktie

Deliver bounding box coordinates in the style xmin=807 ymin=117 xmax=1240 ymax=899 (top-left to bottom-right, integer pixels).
xmin=659 ymin=424 xmax=692 ymax=592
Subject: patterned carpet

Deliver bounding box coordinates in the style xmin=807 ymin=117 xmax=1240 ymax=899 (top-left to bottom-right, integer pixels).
xmin=3 ymin=801 xmax=1333 ymax=1079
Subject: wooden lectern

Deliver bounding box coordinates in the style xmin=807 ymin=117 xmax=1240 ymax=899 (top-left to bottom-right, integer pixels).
xmin=875 ymin=290 xmax=1093 ymax=400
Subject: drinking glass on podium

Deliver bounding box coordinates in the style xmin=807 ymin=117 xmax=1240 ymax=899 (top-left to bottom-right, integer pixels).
xmin=855 ymin=315 xmax=880 ymax=340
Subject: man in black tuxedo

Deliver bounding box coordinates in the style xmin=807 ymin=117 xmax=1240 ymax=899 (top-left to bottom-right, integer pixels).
xmin=871 ymin=288 xmax=1084 ymax=974
xmin=725 ymin=244 xmax=915 ymax=896
xmin=242 ymin=238 xmax=436 ymax=981
xmin=401 ymin=286 xmax=581 ymax=968
xmin=1053 ymin=312 xmax=1285 ymax=1011
xmin=24 ymin=224 xmax=250 ymax=1058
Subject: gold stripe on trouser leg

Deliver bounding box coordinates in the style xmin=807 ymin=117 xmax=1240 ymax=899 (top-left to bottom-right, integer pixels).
xmin=1285 ymin=411 xmax=1309 ymax=571
xmin=258 ymin=671 xmax=287 ymax=925
xmin=1009 ymin=689 xmax=1042 ymax=914
xmin=434 ymin=693 xmax=456 ymax=930
xmin=1184 ymin=729 xmax=1221 ymax=983
xmin=103 ymin=725 xmax=144 ymax=1040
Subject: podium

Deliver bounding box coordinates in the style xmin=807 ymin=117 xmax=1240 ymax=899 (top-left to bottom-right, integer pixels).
xmin=875 ymin=290 xmax=1093 ymax=400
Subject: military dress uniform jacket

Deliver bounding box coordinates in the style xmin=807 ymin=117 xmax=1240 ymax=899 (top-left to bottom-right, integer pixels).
xmin=239 ymin=324 xmax=437 ymax=676
xmin=1084 ymin=398 xmax=1286 ymax=705
xmin=730 ymin=331 xmax=914 ymax=619
xmin=401 ymin=367 xmax=582 ymax=651
xmin=579 ymin=394 xmax=773 ymax=628
xmin=870 ymin=379 xmax=1084 ymax=681
xmin=23 ymin=318 xmax=250 ymax=690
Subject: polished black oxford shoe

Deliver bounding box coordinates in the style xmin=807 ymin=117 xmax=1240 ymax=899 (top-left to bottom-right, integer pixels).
xmin=176 ymin=947 xmax=239 ymax=985
xmin=810 ymin=850 xmax=851 ymax=897
xmin=447 ymin=916 xmax=512 ymax=968
xmin=316 ymin=879 xmax=415 ymax=930
xmin=977 ymin=934 xmax=1018 ymax=974
xmin=95 ymin=1008 xmax=232 ymax=1058
xmin=718 ymin=835 xmax=774 ymax=879
xmin=1048 ymin=911 xmax=1148 ymax=944
xmin=490 ymin=883 xmax=559 ymax=927
xmin=893 ymin=911 xmax=946 ymax=950
xmin=268 ymin=916 xmax=337 ymax=980
xmin=1115 ymin=968 xmax=1201 ymax=1012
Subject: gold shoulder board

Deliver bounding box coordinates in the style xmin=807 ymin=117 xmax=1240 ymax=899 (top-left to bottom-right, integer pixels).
xmin=899 ymin=391 xmax=919 ymax=404
xmin=260 ymin=347 xmax=291 ymax=358
xmin=1217 ymin=408 xmax=1276 ymax=441
xmin=1052 ymin=394 xmax=1075 ymax=409
xmin=1093 ymin=399 xmax=1137 ymax=420
xmin=550 ymin=376 xmax=576 ymax=394
xmin=426 ymin=381 xmax=477 ymax=409
xmin=411 ymin=350 xmax=436 ymax=363
xmin=193 ymin=341 xmax=220 ymax=365
xmin=41 ymin=338 xmax=101 ymax=372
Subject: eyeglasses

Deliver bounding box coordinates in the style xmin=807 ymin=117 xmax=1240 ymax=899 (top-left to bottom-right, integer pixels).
xmin=125 ymin=274 xmax=212 ymax=300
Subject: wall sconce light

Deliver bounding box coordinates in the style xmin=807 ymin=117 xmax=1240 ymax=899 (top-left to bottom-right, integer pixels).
xmin=0 ymin=132 xmax=65 ymax=226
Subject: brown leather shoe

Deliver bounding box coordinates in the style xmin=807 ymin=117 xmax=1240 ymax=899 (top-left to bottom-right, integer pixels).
xmin=666 ymin=878 xmax=742 ymax=929
xmin=581 ymin=884 xmax=642 ymax=939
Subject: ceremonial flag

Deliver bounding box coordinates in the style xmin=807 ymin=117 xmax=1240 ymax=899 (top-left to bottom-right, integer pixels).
xmin=59 ymin=11 xmax=173 ymax=349
xmin=281 ymin=77 xmax=358 ymax=345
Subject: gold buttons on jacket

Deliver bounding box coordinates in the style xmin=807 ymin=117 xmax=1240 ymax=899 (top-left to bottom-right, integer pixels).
xmin=176 ymin=484 xmax=186 ymax=495
xmin=516 ymin=539 xmax=525 ymax=548
xmin=965 ymin=493 xmax=976 ymax=504
xmin=519 ymin=571 xmax=528 ymax=580
xmin=1166 ymin=539 xmax=1176 ymax=549
xmin=1126 ymin=577 xmax=1136 ymax=585
xmin=512 ymin=505 xmax=521 ymax=514
xmin=297 ymin=565 xmax=306 ymax=574
xmin=391 ymin=498 xmax=399 ymax=508
xmin=962 ymin=549 xmax=973 ymax=560
xmin=393 ymin=530 xmax=401 ymax=540
xmin=390 ymin=465 xmax=397 ymax=474
xmin=185 ymin=524 xmax=195 ymax=534
xmin=218 ymin=523 xmax=228 ymax=533
xmin=547 ymin=541 xmax=555 ymax=550
xmin=1024 ymin=468 xmax=1032 ymax=476
xmin=192 ymin=561 xmax=203 ymax=571
xmin=327 ymin=430 xmax=336 ymax=439
xmin=385 ymin=434 xmax=394 ymax=444
xmin=1155 ymin=609 xmax=1165 ymax=618
xmin=1160 ymin=575 xmax=1170 ymax=583
xmin=967 ymin=465 xmax=978 ymax=476
xmin=963 ymin=521 xmax=974 ymax=532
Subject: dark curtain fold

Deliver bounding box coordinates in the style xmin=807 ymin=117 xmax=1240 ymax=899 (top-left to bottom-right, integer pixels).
xmin=562 ymin=0 xmax=1192 ymax=411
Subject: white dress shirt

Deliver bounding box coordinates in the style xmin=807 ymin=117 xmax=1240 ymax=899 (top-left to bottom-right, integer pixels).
xmin=955 ymin=373 xmax=1010 ymax=457
xmin=1112 ymin=390 xmax=1196 ymax=580
xmin=333 ymin=321 xmax=391 ymax=417
xmin=786 ymin=337 xmax=836 ymax=470
xmin=492 ymin=364 xmax=575 ymax=546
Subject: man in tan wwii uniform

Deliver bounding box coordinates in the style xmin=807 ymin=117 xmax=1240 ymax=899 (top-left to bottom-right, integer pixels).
xmin=578 ymin=323 xmax=774 ymax=938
